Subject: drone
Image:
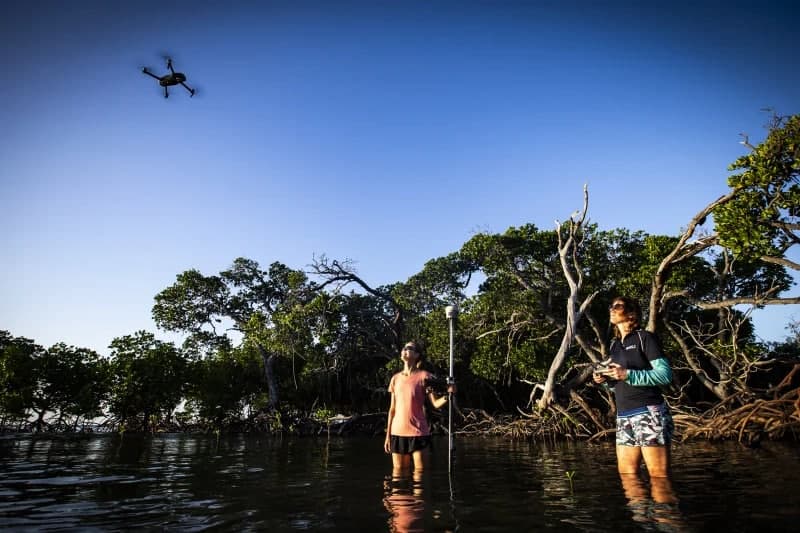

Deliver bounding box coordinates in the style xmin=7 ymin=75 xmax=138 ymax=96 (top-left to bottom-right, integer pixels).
xmin=141 ymin=57 xmax=195 ymax=98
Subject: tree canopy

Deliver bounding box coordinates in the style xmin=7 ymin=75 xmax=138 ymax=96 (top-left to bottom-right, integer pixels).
xmin=3 ymin=114 xmax=799 ymax=441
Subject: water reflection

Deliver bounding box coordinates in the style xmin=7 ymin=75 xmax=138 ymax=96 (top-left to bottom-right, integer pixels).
xmin=619 ymin=473 xmax=688 ymax=531
xmin=383 ymin=471 xmax=425 ymax=533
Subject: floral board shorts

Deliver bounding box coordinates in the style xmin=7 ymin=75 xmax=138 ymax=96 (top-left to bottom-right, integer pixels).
xmin=616 ymin=403 xmax=674 ymax=447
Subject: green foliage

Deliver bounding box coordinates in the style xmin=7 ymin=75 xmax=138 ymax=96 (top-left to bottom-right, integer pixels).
xmin=311 ymin=406 xmax=335 ymax=422
xmin=706 ymin=335 xmax=763 ymax=363
xmin=397 ymin=251 xmax=477 ymax=317
xmin=605 ymin=233 xmax=674 ymax=299
xmin=706 ymin=250 xmax=793 ymax=308
xmin=107 ymin=331 xmax=189 ymax=430
xmin=452 ymin=225 xmax=692 ymax=385
xmin=35 ymin=344 xmax=109 ymax=424
xmin=152 ymin=269 xmax=229 ymax=338
xmin=0 ymin=331 xmax=41 ymax=420
xmin=154 ymin=258 xmax=322 ymax=360
xmin=715 ymin=114 xmax=800 ymax=259
xmin=184 ymin=345 xmax=262 ymax=426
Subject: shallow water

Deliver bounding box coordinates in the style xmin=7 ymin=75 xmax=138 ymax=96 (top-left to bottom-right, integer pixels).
xmin=0 ymin=433 xmax=798 ymax=531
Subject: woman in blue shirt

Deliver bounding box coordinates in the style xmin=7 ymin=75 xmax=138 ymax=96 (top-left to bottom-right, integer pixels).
xmin=593 ymin=296 xmax=674 ymax=478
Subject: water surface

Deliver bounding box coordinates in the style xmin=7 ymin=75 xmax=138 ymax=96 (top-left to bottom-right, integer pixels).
xmin=1 ymin=433 xmax=798 ymax=531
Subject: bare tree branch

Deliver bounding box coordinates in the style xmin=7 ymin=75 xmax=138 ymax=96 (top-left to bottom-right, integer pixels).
xmin=538 ymin=185 xmax=597 ymax=409
xmin=648 ymin=189 xmax=741 ymax=331
xmin=309 ymin=255 xmax=405 ymax=348
xmin=759 ymin=255 xmax=800 ymax=271
xmin=663 ymin=289 xmax=800 ymax=309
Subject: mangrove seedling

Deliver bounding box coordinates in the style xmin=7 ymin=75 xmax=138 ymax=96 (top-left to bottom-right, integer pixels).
xmin=565 ymin=470 xmax=576 ymax=493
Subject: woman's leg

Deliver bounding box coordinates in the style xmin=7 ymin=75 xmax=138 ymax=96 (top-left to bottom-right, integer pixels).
xmin=618 ymin=473 xmax=650 ymax=524
xmin=616 ymin=444 xmax=643 ymax=474
xmin=617 ymin=404 xmax=672 ymax=476
xmin=640 ymin=402 xmax=673 ymax=478
xmin=392 ymin=453 xmax=411 ymax=472
xmin=411 ymin=448 xmax=430 ymax=473
xmin=619 ymin=473 xmax=647 ymax=500
xmin=649 ymin=474 xmax=678 ymax=504
xmin=641 ymin=445 xmax=670 ymax=478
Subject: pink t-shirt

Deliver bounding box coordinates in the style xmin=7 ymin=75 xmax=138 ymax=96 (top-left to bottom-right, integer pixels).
xmin=388 ymin=370 xmax=431 ymax=437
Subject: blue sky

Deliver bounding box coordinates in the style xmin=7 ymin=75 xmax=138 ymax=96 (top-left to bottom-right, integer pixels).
xmin=2 ymin=0 xmax=798 ymax=354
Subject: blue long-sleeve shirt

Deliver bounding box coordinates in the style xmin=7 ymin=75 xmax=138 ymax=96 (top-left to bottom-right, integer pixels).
xmin=608 ymin=330 xmax=671 ymax=413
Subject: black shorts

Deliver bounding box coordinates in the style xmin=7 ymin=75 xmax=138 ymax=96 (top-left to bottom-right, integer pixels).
xmin=390 ymin=435 xmax=431 ymax=454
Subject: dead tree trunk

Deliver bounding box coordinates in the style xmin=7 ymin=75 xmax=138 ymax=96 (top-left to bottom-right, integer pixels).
xmin=537 ymin=185 xmax=599 ymax=409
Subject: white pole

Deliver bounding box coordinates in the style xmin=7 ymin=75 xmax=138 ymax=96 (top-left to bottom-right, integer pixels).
xmin=445 ymin=303 xmax=458 ymax=473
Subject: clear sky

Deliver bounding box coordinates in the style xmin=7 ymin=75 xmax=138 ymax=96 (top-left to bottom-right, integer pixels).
xmin=2 ymin=0 xmax=798 ymax=354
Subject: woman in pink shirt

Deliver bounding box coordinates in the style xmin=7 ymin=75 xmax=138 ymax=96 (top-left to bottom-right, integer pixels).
xmin=384 ymin=340 xmax=453 ymax=473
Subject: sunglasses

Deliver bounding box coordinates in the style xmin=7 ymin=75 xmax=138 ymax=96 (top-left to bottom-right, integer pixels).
xmin=402 ymin=346 xmax=417 ymax=353
xmin=609 ymin=303 xmax=626 ymax=311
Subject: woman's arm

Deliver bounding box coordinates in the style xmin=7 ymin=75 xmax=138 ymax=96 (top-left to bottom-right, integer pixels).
xmin=429 ymin=391 xmax=448 ymax=409
xmin=625 ymin=357 xmax=672 ymax=387
xmin=427 ymin=381 xmax=456 ymax=409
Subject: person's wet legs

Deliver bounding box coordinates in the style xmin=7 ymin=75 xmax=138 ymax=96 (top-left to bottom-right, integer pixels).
xmin=411 ymin=448 xmax=430 ymax=474
xmin=616 ymin=444 xmax=643 ymax=474
xmin=392 ymin=453 xmax=411 ymax=473
xmin=649 ymin=475 xmax=678 ymax=505
xmin=641 ymin=445 xmax=670 ymax=478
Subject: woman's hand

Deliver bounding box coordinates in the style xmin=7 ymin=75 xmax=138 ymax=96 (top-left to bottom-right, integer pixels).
xmin=592 ymin=371 xmax=607 ymax=384
xmin=604 ymin=363 xmax=628 ymax=381
xmin=384 ymin=435 xmax=391 ymax=454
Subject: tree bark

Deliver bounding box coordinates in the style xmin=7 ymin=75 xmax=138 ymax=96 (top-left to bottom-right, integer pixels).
xmin=648 ymin=190 xmax=739 ymax=332
xmin=257 ymin=343 xmax=280 ymax=411
xmin=537 ymin=186 xmax=598 ymax=409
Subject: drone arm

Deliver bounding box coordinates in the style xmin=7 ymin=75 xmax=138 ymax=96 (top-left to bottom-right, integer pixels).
xmin=142 ymin=69 xmax=161 ymax=81
xmin=180 ymin=82 xmax=195 ymax=97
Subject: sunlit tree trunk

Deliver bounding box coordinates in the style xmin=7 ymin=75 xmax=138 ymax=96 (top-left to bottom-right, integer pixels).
xmin=537 ymin=186 xmax=599 ymax=409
